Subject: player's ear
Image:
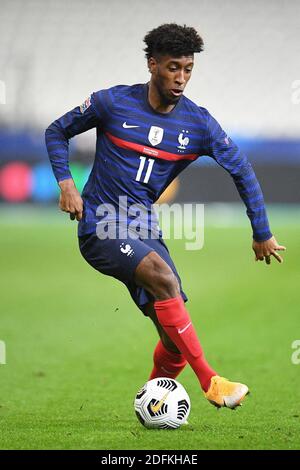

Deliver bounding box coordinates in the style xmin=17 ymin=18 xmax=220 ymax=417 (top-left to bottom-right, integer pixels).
xmin=148 ymin=57 xmax=157 ymax=74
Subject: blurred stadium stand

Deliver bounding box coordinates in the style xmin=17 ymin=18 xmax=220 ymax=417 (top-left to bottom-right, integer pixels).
xmin=0 ymin=0 xmax=299 ymax=203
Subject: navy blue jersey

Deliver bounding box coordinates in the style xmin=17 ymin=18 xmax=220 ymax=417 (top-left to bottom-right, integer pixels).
xmin=45 ymin=83 xmax=272 ymax=241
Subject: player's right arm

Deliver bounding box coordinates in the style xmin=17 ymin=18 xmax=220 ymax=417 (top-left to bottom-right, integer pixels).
xmin=57 ymin=178 xmax=83 ymax=221
xmin=45 ymin=94 xmax=101 ymax=220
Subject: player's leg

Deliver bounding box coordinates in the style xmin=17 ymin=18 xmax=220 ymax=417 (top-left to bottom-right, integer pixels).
xmin=144 ymin=302 xmax=187 ymax=380
xmin=134 ymin=251 xmax=217 ymax=391
xmin=79 ymin=232 xmax=248 ymax=408
xmin=134 ymin=251 xmax=249 ymax=408
xmin=79 ymin=232 xmax=210 ymax=387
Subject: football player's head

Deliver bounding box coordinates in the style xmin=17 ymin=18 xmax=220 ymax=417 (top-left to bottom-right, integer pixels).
xmin=144 ymin=24 xmax=204 ymax=105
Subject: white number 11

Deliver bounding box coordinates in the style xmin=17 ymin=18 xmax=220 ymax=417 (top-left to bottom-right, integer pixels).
xmin=135 ymin=156 xmax=155 ymax=183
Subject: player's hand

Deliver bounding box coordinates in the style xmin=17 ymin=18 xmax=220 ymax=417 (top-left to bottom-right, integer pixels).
xmin=58 ymin=178 xmax=83 ymax=221
xmin=252 ymin=236 xmax=286 ymax=265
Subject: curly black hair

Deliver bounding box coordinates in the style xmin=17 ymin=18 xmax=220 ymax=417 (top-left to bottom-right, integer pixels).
xmin=143 ymin=23 xmax=204 ymax=60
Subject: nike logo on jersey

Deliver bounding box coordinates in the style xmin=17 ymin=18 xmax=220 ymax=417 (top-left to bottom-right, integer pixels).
xmin=178 ymin=322 xmax=192 ymax=334
xmin=123 ymin=122 xmax=140 ymax=128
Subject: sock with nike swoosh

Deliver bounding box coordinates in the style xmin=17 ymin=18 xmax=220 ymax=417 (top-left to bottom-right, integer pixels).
xmin=154 ymin=296 xmax=217 ymax=392
xmin=149 ymin=339 xmax=187 ymax=380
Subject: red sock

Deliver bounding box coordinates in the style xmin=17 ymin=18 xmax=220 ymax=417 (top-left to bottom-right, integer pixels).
xmin=149 ymin=339 xmax=187 ymax=380
xmin=154 ymin=296 xmax=217 ymax=392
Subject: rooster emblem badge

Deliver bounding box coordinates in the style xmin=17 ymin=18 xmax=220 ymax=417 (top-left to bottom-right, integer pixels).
xmin=177 ymin=130 xmax=190 ymax=150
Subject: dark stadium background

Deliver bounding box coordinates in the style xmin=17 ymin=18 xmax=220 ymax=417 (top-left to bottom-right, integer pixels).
xmin=0 ymin=0 xmax=299 ymax=205
xmin=0 ymin=0 xmax=299 ymax=452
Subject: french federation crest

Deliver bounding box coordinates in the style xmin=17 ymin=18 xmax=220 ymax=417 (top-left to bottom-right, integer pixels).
xmin=177 ymin=130 xmax=190 ymax=150
xmin=148 ymin=126 xmax=164 ymax=146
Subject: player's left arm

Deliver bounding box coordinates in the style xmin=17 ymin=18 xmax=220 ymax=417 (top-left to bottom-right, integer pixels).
xmin=252 ymin=235 xmax=286 ymax=264
xmin=205 ymin=112 xmax=286 ymax=264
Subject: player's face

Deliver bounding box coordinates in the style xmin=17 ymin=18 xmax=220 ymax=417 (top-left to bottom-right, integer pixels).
xmin=149 ymin=55 xmax=194 ymax=105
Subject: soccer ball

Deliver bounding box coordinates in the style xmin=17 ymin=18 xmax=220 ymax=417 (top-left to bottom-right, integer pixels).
xmin=134 ymin=378 xmax=191 ymax=429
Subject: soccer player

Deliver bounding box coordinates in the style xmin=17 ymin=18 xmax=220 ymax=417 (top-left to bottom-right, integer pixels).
xmin=45 ymin=24 xmax=285 ymax=409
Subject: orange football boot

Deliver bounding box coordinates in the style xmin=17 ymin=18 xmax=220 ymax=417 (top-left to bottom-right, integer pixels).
xmin=205 ymin=376 xmax=249 ymax=409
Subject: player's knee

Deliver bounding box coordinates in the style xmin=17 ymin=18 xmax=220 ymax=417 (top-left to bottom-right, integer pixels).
xmin=153 ymin=270 xmax=180 ymax=300
xmin=134 ymin=252 xmax=180 ymax=300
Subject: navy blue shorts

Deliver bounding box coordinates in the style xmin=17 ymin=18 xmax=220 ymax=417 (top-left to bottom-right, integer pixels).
xmin=78 ymin=232 xmax=187 ymax=312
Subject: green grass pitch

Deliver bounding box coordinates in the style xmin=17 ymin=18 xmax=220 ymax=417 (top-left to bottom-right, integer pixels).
xmin=0 ymin=207 xmax=299 ymax=450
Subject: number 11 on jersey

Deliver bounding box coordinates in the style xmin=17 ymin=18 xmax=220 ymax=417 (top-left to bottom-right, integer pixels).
xmin=135 ymin=156 xmax=155 ymax=184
